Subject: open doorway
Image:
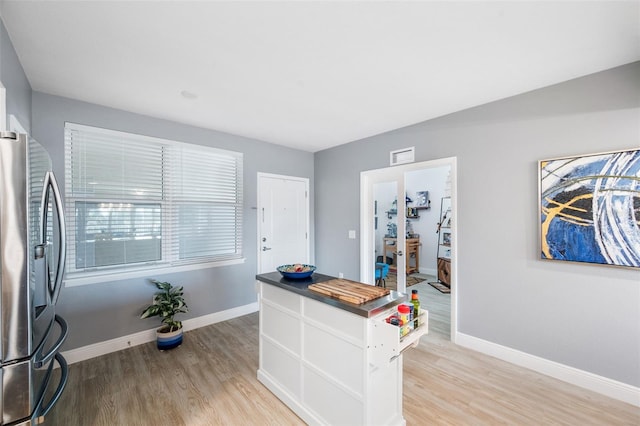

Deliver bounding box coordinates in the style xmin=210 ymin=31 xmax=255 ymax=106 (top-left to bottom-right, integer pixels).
xmin=360 ymin=157 xmax=457 ymax=341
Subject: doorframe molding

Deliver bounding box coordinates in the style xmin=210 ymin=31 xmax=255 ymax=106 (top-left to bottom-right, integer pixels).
xmin=256 ymin=172 xmax=311 ymax=273
xmin=360 ymin=157 xmax=458 ymax=342
xmin=0 ymin=81 xmax=6 ymax=131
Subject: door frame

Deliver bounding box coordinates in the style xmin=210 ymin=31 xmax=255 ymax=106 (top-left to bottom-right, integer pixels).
xmin=256 ymin=172 xmax=310 ymax=274
xmin=0 ymin=81 xmax=6 ymax=131
xmin=360 ymin=157 xmax=458 ymax=342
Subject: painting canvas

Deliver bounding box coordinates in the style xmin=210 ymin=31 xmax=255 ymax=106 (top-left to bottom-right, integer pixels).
xmin=539 ymin=148 xmax=640 ymax=268
xmin=442 ymin=232 xmax=451 ymax=246
xmin=415 ymin=191 xmax=430 ymax=207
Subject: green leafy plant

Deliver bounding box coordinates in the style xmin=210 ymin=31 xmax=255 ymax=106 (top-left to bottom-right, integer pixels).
xmin=140 ymin=280 xmax=188 ymax=332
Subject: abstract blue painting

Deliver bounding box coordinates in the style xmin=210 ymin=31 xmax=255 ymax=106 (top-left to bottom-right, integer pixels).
xmin=539 ymin=149 xmax=640 ymax=268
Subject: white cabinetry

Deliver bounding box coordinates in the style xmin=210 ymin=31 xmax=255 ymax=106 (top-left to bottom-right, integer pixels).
xmin=257 ymin=281 xmax=428 ymax=425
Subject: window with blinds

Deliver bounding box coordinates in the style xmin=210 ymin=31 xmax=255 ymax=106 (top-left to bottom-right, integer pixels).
xmin=64 ymin=123 xmax=243 ymax=280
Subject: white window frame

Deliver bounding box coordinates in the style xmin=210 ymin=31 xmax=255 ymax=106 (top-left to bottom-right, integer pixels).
xmin=63 ymin=123 xmax=245 ymax=287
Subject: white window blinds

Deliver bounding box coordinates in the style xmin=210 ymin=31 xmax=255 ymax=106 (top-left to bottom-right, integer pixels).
xmin=64 ymin=123 xmax=243 ymax=278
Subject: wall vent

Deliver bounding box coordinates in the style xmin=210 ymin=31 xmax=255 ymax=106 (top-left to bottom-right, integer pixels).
xmin=390 ymin=147 xmax=415 ymax=166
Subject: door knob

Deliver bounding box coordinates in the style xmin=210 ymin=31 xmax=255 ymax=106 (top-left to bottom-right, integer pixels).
xmin=262 ymin=247 xmax=272 ymax=251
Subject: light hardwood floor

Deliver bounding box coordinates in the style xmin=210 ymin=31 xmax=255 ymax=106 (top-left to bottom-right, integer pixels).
xmin=45 ymin=283 xmax=639 ymax=425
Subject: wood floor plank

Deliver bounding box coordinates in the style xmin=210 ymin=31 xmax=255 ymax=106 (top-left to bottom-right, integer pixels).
xmin=44 ymin=284 xmax=639 ymax=425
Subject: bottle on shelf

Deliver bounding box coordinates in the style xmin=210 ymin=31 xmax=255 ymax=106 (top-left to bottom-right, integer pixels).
xmin=407 ymin=304 xmax=414 ymax=327
xmin=397 ymin=304 xmax=410 ymax=337
xmin=411 ymin=289 xmax=420 ymax=328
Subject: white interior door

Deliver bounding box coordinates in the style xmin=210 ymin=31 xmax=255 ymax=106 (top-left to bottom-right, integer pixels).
xmin=361 ymin=168 xmax=407 ymax=291
xmin=258 ymin=173 xmax=309 ymax=273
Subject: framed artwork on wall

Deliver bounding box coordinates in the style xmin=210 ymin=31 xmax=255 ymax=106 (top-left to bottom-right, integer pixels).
xmin=539 ymin=148 xmax=640 ymax=268
xmin=415 ymin=190 xmax=430 ymax=208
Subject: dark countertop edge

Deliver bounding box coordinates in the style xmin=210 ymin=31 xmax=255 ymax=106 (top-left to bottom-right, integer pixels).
xmin=256 ymin=272 xmax=407 ymax=318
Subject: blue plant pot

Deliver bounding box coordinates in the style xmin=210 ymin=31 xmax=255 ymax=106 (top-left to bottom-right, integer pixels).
xmin=156 ymin=327 xmax=183 ymax=350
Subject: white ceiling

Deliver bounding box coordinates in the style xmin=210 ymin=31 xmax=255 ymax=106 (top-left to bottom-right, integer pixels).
xmin=1 ymin=1 xmax=638 ymax=152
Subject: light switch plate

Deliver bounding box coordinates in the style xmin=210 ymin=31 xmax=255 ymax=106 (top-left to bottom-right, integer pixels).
xmin=348 ymin=230 xmax=356 ymax=239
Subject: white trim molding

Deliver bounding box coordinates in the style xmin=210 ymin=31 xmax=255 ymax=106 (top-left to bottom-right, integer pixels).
xmin=61 ymin=302 xmax=259 ymax=365
xmin=456 ymin=332 xmax=640 ymax=407
xmin=0 ymin=82 xmax=5 ymax=131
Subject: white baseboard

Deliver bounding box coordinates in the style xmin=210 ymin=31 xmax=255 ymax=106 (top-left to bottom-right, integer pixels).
xmin=61 ymin=302 xmax=259 ymax=365
xmin=456 ymin=332 xmax=640 ymax=407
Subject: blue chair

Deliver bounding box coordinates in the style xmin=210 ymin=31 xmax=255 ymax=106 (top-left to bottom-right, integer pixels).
xmin=375 ymin=262 xmax=390 ymax=287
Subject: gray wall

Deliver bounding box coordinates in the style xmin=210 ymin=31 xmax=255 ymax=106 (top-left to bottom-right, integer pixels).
xmin=315 ymin=62 xmax=640 ymax=387
xmin=0 ymin=19 xmax=31 ymax=131
xmin=31 ymin=92 xmax=314 ymax=350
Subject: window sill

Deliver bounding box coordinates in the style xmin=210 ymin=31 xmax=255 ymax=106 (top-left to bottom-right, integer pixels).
xmin=63 ymin=258 xmax=246 ymax=287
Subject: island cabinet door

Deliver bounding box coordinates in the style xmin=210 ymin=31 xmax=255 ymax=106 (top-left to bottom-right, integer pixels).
xmin=302 ymin=298 xmax=367 ymax=425
xmin=259 ymin=284 xmax=303 ymax=400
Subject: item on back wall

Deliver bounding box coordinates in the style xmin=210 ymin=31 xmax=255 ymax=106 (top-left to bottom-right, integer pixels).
xmin=539 ymin=148 xmax=640 ymax=268
xmin=415 ymin=190 xmax=431 ymax=208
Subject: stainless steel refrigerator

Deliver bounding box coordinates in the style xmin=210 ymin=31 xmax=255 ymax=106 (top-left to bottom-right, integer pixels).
xmin=0 ymin=131 xmax=68 ymax=425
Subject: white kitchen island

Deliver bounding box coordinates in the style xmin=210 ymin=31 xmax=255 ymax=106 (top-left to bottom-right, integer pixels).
xmin=256 ymin=272 xmax=428 ymax=426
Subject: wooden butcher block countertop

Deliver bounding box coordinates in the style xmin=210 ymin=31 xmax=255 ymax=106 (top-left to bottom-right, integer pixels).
xmin=256 ymin=271 xmax=405 ymax=318
xmin=308 ymin=279 xmax=390 ymax=304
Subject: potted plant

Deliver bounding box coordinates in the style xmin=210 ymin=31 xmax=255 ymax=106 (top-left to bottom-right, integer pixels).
xmin=140 ymin=279 xmax=188 ymax=350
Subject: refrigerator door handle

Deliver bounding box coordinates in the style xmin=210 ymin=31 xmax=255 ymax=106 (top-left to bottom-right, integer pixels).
xmin=35 ymin=315 xmax=68 ymax=369
xmin=32 ymin=352 xmax=69 ymax=424
xmin=39 ymin=171 xmax=67 ymax=305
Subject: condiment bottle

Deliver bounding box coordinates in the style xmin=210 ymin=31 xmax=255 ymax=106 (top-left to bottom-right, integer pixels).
xmin=411 ymin=289 xmax=420 ymax=328
xmin=398 ymin=304 xmax=410 ymax=336
xmin=407 ymin=304 xmax=414 ymax=328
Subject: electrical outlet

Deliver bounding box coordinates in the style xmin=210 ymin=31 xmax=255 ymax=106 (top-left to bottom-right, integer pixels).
xmin=339 ymin=272 xmax=344 ymax=278
xmin=348 ymin=230 xmax=356 ymax=239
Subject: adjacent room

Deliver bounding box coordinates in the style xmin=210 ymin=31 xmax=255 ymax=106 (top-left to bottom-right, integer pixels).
xmin=0 ymin=1 xmax=638 ymax=425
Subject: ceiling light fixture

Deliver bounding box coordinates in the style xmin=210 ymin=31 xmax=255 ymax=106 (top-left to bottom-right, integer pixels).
xmin=180 ymin=90 xmax=198 ymax=100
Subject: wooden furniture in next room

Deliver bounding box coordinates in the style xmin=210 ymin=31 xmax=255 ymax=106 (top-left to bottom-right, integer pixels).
xmin=383 ymin=237 xmax=420 ymax=275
